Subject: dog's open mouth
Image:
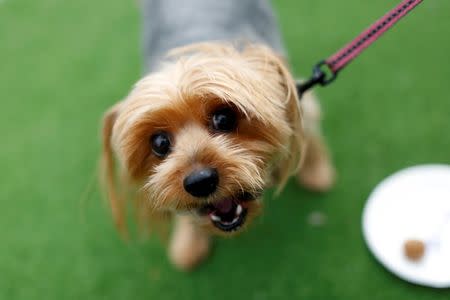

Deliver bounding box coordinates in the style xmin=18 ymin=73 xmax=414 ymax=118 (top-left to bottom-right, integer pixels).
xmin=198 ymin=192 xmax=255 ymax=232
xmin=209 ymin=198 xmax=247 ymax=232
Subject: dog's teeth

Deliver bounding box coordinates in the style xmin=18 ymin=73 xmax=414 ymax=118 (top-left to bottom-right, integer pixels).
xmin=232 ymin=217 xmax=239 ymax=223
xmin=236 ymin=204 xmax=243 ymax=215
xmin=210 ymin=214 xmax=221 ymax=222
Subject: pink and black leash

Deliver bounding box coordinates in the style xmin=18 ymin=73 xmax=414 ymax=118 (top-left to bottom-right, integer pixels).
xmin=298 ymin=0 xmax=424 ymax=95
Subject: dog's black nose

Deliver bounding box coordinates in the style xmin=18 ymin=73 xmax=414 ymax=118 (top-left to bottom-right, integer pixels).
xmin=183 ymin=168 xmax=219 ymax=198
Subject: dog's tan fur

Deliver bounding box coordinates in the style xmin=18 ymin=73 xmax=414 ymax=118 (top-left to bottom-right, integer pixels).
xmin=101 ymin=43 xmax=334 ymax=270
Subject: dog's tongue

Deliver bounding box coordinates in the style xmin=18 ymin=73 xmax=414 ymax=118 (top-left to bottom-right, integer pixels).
xmin=213 ymin=199 xmax=234 ymax=214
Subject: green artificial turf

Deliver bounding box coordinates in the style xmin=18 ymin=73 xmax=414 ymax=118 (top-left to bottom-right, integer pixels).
xmin=1 ymin=0 xmax=449 ymax=299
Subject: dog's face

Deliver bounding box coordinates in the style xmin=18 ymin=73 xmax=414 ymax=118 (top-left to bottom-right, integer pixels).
xmin=102 ymin=43 xmax=303 ymax=235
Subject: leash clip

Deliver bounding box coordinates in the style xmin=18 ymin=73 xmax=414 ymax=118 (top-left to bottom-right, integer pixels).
xmin=297 ymin=61 xmax=337 ymax=96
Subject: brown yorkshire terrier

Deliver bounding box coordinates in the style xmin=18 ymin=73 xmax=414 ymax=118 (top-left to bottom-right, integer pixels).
xmin=101 ymin=0 xmax=335 ymax=271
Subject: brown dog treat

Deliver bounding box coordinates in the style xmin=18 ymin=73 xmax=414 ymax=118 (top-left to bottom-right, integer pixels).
xmin=404 ymin=239 xmax=425 ymax=262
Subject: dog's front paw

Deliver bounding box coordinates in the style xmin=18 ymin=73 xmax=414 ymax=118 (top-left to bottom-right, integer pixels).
xmin=298 ymin=157 xmax=335 ymax=192
xmin=169 ymin=217 xmax=211 ymax=271
xmin=297 ymin=135 xmax=336 ymax=192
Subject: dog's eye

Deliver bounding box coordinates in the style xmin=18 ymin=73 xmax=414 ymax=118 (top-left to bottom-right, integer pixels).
xmin=150 ymin=131 xmax=171 ymax=158
xmin=211 ymin=107 xmax=237 ymax=132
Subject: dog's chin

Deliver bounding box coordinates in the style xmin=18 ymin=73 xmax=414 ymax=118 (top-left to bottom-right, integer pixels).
xmin=196 ymin=192 xmax=262 ymax=234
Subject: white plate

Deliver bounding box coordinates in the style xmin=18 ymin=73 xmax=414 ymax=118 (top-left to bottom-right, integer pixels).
xmin=362 ymin=165 xmax=450 ymax=288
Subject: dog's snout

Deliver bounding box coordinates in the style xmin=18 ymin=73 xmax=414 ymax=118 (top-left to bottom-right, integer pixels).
xmin=183 ymin=168 xmax=219 ymax=198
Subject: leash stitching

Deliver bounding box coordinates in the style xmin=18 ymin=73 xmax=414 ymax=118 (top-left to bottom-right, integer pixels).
xmin=297 ymin=0 xmax=424 ymax=96
xmin=327 ymin=0 xmax=421 ymax=72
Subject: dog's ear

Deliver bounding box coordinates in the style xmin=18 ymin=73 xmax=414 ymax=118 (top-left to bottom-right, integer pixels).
xmin=100 ymin=103 xmax=128 ymax=237
xmin=274 ymin=60 xmax=304 ymax=192
xmin=242 ymin=45 xmax=304 ymax=191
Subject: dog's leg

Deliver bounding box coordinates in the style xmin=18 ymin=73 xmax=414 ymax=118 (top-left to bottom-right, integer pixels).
xmin=297 ymin=92 xmax=335 ymax=192
xmin=169 ymin=215 xmax=211 ymax=271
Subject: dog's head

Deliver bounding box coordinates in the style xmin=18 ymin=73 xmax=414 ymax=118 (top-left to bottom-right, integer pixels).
xmin=101 ymin=43 xmax=303 ymax=235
